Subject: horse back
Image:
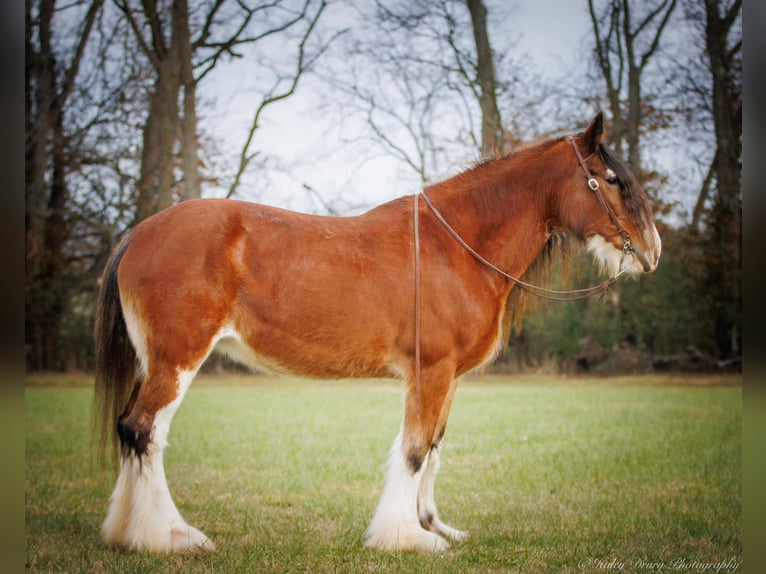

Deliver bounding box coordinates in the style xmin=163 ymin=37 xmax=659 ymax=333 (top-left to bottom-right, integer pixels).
xmin=116 ymin=198 xmax=416 ymax=377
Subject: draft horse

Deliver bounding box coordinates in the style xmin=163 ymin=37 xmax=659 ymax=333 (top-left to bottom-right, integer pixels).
xmin=94 ymin=113 xmax=661 ymax=553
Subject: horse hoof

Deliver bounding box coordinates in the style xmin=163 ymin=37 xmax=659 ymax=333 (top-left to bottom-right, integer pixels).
xmin=365 ymin=524 xmax=449 ymax=553
xmin=415 ymin=531 xmax=449 ymax=553
xmin=171 ymin=525 xmax=215 ymax=552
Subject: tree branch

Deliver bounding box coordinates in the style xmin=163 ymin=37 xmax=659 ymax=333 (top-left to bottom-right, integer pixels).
xmin=723 ymin=0 xmax=741 ymax=30
xmin=691 ymin=147 xmax=718 ymax=232
xmin=226 ymin=0 xmax=329 ymax=198
xmin=59 ymin=0 xmax=104 ymax=108
xmin=114 ymin=0 xmax=160 ymax=70
xmin=638 ymin=0 xmax=677 ymax=71
xmin=195 ymin=0 xmax=307 ymax=83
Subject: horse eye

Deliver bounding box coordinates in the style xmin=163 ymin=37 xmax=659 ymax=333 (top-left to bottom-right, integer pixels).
xmin=605 ymin=176 xmax=619 ymax=186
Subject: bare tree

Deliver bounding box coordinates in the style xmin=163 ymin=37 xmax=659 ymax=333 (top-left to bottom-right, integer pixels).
xmin=115 ymin=0 xmax=329 ymax=221
xmin=702 ymin=0 xmax=741 ymax=360
xmin=319 ymin=0 xmax=513 ymax=186
xmin=26 ymin=0 xmax=104 ymax=370
xmin=588 ymin=0 xmax=677 ymax=176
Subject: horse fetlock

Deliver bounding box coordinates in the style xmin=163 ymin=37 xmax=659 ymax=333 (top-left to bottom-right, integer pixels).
xmin=418 ymin=508 xmax=466 ymax=542
xmin=403 ymin=439 xmax=432 ymax=475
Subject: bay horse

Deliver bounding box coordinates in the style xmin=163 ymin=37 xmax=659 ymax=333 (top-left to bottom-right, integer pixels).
xmin=94 ymin=112 xmax=661 ymax=553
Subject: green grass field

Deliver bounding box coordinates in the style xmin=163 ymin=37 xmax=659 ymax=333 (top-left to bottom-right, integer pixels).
xmin=25 ymin=374 xmax=741 ymax=573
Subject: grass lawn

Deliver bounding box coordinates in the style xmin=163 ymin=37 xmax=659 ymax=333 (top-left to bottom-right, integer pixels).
xmin=25 ymin=374 xmax=741 ymax=573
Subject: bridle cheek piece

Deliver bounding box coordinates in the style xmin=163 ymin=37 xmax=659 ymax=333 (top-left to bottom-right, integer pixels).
xmin=567 ymin=137 xmax=635 ymax=258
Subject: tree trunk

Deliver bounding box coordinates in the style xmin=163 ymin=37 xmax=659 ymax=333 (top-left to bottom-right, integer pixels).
xmin=135 ymin=0 xmax=199 ymax=222
xmin=36 ymin=112 xmax=69 ymax=369
xmin=625 ymin=64 xmax=642 ymax=175
xmin=175 ymin=0 xmax=200 ymax=201
xmin=704 ymin=0 xmax=741 ymax=360
xmin=466 ymin=0 xmax=504 ymax=156
xmin=26 ymin=0 xmax=55 ymax=283
xmin=26 ymin=0 xmax=103 ymax=369
xmin=26 ymin=0 xmax=60 ymax=370
xmin=136 ymin=45 xmax=181 ymax=222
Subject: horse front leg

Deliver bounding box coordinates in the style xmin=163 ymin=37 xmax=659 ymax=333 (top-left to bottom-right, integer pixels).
xmin=365 ymin=363 xmax=454 ymax=552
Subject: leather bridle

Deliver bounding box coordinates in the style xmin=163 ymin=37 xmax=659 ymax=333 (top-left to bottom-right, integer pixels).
xmin=568 ymin=138 xmax=632 ymax=252
xmin=567 ymin=137 xmax=652 ymax=273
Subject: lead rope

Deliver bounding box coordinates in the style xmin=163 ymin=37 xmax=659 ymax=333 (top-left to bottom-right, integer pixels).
xmin=419 ymin=190 xmax=619 ymax=301
xmin=413 ymin=193 xmax=422 ymax=420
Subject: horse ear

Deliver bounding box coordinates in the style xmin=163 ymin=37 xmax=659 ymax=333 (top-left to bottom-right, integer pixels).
xmin=581 ymin=111 xmax=605 ymax=154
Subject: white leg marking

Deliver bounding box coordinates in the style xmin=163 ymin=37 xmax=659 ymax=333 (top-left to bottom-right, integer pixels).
xmin=101 ymin=369 xmax=214 ymax=552
xmin=418 ymin=446 xmax=468 ymax=541
xmin=365 ymin=430 xmax=448 ymax=552
xmin=121 ymin=303 xmax=148 ymax=378
xmin=417 ymin=444 xmax=468 ymax=542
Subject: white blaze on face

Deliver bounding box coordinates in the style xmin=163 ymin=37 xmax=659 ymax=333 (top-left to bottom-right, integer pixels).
xmin=646 ymin=224 xmax=662 ymax=266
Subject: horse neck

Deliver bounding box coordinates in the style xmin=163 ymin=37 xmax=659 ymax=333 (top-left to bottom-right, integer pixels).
xmin=424 ymin=156 xmax=551 ymax=281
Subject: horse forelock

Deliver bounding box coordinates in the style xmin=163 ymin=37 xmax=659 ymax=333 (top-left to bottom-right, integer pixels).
xmin=597 ymin=143 xmax=654 ymax=228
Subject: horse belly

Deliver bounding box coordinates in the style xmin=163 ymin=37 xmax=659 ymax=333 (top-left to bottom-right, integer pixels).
xmin=218 ymin=314 xmax=398 ymax=379
xmin=225 ymin=270 xmax=405 ymax=379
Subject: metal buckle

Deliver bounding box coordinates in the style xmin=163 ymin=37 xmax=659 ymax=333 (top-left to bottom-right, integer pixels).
xmin=622 ymin=238 xmax=633 ymax=254
xmin=588 ymin=178 xmax=599 ymax=191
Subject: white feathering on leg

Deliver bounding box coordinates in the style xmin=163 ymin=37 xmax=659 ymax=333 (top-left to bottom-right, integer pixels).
xmin=365 ymin=429 xmax=448 ymax=552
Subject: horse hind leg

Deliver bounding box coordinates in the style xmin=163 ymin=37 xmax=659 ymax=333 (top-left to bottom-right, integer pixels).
xmin=417 ymin=443 xmax=468 ymax=543
xmin=101 ymin=366 xmax=214 ymax=552
xmin=416 ymin=379 xmax=468 ymax=543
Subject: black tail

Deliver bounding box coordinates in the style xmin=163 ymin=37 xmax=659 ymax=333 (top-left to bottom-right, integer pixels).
xmin=93 ymin=233 xmax=137 ymax=467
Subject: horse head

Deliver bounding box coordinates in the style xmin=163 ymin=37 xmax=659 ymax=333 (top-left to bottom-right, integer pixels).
xmin=551 ymin=112 xmax=661 ymax=277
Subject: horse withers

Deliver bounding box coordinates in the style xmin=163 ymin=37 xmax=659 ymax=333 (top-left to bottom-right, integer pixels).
xmin=94 ymin=112 xmax=661 ymax=553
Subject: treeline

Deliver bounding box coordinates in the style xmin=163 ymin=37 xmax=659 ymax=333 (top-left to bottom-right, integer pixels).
xmin=504 ymin=224 xmax=735 ymax=374
xmin=25 ymin=0 xmax=741 ymax=374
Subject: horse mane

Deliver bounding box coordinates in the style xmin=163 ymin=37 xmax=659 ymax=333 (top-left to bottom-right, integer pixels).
xmin=422 ymin=139 xmax=577 ymax=345
xmin=429 ymin=136 xmax=650 ymax=349
xmin=500 ymin=232 xmax=580 ymax=344
xmin=476 ymin=139 xmax=567 ymax=344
